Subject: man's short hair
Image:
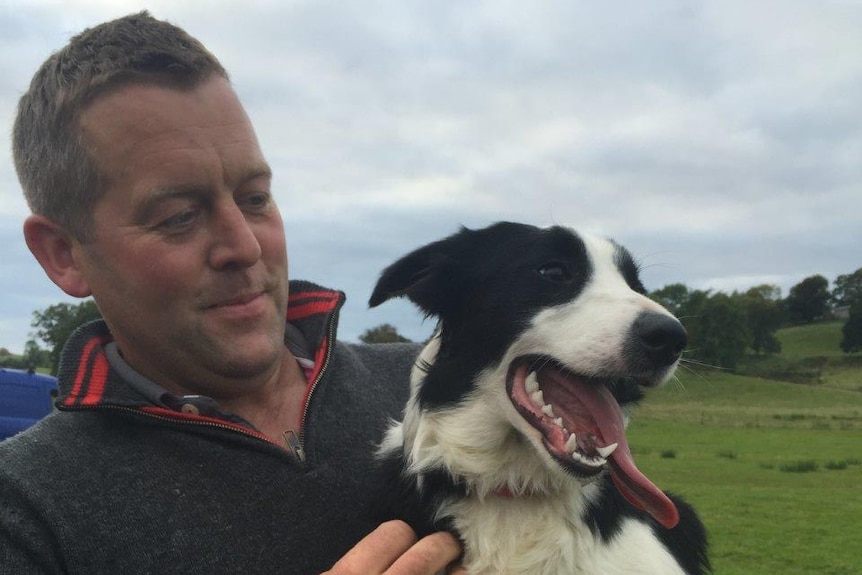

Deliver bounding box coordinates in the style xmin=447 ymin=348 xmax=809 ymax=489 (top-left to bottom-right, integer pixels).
xmin=12 ymin=11 xmax=228 ymax=241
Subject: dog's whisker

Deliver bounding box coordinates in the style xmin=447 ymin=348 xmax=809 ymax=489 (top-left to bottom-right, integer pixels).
xmin=662 ymin=369 xmax=687 ymax=391
xmin=679 ymin=358 xmax=725 ymax=371
xmin=676 ymin=361 xmax=722 ymax=391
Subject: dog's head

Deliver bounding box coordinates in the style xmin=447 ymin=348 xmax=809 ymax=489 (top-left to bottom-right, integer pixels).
xmin=370 ymin=222 xmax=685 ymax=528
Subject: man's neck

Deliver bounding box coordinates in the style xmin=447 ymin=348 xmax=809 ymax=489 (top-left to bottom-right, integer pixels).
xmin=218 ymin=350 xmax=309 ymax=447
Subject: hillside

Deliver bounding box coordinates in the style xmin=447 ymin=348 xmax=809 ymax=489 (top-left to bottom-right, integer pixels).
xmin=641 ymin=320 xmax=862 ymax=427
xmin=735 ymin=320 xmax=862 ymax=392
xmin=638 ymin=368 xmax=862 ymax=431
xmin=776 ymin=320 xmax=847 ymax=358
xmin=629 ymin=320 xmax=862 ymax=575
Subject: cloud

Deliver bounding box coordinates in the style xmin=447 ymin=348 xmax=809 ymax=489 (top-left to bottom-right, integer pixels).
xmin=0 ymin=0 xmax=860 ymax=353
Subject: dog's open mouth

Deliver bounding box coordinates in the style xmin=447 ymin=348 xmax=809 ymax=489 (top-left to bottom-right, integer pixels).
xmin=507 ymin=356 xmax=680 ymax=529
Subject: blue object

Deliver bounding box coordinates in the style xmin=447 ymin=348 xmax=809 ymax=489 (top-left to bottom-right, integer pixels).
xmin=0 ymin=368 xmax=58 ymax=440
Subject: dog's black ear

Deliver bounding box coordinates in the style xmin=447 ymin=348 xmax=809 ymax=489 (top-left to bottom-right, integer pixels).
xmin=369 ymin=232 xmax=466 ymax=318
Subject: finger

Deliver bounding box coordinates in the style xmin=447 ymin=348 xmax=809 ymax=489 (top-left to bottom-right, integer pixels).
xmin=446 ymin=565 xmax=469 ymax=575
xmin=326 ymin=520 xmax=418 ymax=575
xmin=384 ymin=531 xmax=462 ymax=575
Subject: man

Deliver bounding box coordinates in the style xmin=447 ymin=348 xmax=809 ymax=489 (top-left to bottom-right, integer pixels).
xmin=1 ymin=11 xmax=462 ymax=575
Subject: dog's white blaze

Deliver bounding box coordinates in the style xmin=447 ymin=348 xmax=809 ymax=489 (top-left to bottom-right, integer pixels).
xmin=378 ymin=227 xmax=693 ymax=574
xmin=524 ymin=232 xmax=677 ymax=380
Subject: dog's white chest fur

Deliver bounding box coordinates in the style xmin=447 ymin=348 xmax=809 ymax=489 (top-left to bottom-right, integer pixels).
xmin=452 ymin=497 xmax=686 ymax=575
xmin=384 ymin=421 xmax=686 ymax=575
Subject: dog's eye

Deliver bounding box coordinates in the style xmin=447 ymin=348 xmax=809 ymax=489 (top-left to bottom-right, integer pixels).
xmin=537 ymin=263 xmax=572 ymax=282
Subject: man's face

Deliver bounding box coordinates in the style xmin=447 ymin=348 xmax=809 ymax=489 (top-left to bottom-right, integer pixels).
xmin=74 ymin=76 xmax=289 ymax=397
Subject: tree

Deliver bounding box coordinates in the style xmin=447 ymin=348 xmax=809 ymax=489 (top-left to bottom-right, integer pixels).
xmin=678 ymin=290 xmax=750 ymax=369
xmin=0 ymin=348 xmax=27 ymax=369
xmin=784 ymin=275 xmax=830 ymax=324
xmin=832 ymin=267 xmax=862 ymax=308
xmin=31 ymin=300 xmax=102 ymax=375
xmin=841 ymin=303 xmax=862 ymax=353
xmin=739 ymin=285 xmax=783 ymax=355
xmin=23 ymin=339 xmax=51 ymax=370
xmin=745 ymin=284 xmax=782 ymax=302
xmin=359 ymin=323 xmax=412 ymax=344
xmin=649 ymin=283 xmax=690 ymax=318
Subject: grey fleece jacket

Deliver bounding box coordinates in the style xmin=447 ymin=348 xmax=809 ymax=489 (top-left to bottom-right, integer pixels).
xmin=0 ymin=281 xmax=419 ymax=575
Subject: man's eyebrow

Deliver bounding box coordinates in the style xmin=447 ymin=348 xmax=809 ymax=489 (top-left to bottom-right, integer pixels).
xmin=133 ymin=186 xmax=204 ymax=224
xmin=132 ymin=163 xmax=273 ymax=223
xmin=238 ymin=163 xmax=273 ymax=185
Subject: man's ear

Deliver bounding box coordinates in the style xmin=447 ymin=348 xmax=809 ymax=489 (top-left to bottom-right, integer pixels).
xmin=23 ymin=214 xmax=93 ymax=298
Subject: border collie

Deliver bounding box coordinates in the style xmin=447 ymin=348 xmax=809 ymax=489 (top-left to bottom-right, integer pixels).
xmin=369 ymin=222 xmax=709 ymax=575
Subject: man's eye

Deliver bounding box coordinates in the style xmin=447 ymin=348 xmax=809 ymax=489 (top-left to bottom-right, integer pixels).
xmin=159 ymin=208 xmax=199 ymax=231
xmin=243 ymin=192 xmax=271 ymax=211
xmin=537 ymin=263 xmax=572 ymax=282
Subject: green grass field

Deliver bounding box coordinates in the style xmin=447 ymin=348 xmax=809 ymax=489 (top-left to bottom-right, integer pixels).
xmin=628 ymin=321 xmax=862 ymax=574
xmin=777 ymin=320 xmax=847 ymax=358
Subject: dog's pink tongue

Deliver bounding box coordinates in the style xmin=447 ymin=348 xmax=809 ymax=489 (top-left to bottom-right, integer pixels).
xmin=607 ymin=444 xmax=679 ymax=529
xmin=567 ymin=377 xmax=680 ymax=529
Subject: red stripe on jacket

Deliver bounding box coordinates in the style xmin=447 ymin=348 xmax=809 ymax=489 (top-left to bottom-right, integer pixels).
xmin=287 ymin=301 xmax=340 ymax=321
xmin=288 ymin=291 xmax=340 ymax=304
xmin=64 ymin=335 xmax=111 ymax=407
xmin=79 ymin=350 xmax=110 ymax=406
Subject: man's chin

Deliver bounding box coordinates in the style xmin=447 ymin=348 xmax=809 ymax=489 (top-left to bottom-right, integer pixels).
xmin=192 ymin=321 xmax=284 ymax=373
xmin=215 ymin=339 xmax=285 ymax=376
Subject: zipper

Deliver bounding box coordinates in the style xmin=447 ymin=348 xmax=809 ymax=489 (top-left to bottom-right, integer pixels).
xmin=283 ymin=429 xmax=306 ymax=462
xmin=61 ymin=404 xmax=288 ymax=453
xmin=289 ymin=304 xmax=340 ymax=462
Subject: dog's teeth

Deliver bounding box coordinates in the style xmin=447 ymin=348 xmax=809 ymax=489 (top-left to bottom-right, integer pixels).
xmin=525 ymin=372 xmax=540 ymax=394
xmin=585 ymin=456 xmax=606 ymax=468
xmin=541 ymin=404 xmax=555 ymax=417
xmin=531 ymin=390 xmax=545 ymax=407
xmin=596 ymin=443 xmax=619 ymax=458
xmin=565 ymin=434 xmax=578 ymax=453
xmin=573 ymin=451 xmax=602 ymax=467
xmin=554 ymin=417 xmax=564 ymax=428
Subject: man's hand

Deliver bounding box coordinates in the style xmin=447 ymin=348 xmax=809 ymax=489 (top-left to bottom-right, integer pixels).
xmin=324 ymin=520 xmax=466 ymax=575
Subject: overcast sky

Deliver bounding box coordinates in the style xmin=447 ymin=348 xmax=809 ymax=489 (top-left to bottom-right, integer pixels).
xmin=1 ymin=0 xmax=860 ymax=354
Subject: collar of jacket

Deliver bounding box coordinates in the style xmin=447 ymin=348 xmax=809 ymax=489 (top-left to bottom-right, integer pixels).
xmin=55 ymin=280 xmax=345 ymax=411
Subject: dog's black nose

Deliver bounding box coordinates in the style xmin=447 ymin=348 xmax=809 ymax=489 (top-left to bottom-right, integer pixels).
xmin=630 ymin=312 xmax=687 ymax=369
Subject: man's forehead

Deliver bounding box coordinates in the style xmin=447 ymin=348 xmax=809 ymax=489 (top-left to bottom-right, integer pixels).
xmin=77 ymin=77 xmax=268 ymax=208
xmin=80 ymin=78 xmax=257 ymax=152
xmin=78 ymin=76 xmax=246 ymax=139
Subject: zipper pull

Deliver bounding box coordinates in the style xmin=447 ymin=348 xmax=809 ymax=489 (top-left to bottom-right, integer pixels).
xmin=283 ymin=429 xmax=306 ymax=463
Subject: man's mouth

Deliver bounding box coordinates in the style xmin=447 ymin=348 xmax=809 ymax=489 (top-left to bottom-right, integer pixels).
xmin=209 ymin=291 xmax=265 ymax=308
xmin=507 ymin=356 xmax=680 ymax=529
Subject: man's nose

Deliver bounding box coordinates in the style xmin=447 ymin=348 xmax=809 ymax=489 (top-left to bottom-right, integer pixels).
xmin=207 ymin=202 xmax=262 ymax=270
